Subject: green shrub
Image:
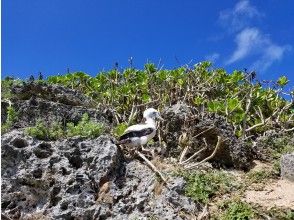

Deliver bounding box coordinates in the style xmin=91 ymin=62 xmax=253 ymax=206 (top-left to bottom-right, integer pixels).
xmin=112 ymin=122 xmax=128 ymax=137
xmin=25 ymin=120 xmax=64 ymax=140
xmin=26 ymin=114 xmax=104 ymax=140
xmin=178 ymin=170 xmax=237 ymax=203
xmin=219 ymin=199 xmax=254 ymax=220
xmin=246 ymin=170 xmax=272 ymax=184
xmin=1 ymin=106 xmax=18 ymax=134
xmin=4 ymin=63 xmax=294 ymax=138
xmin=66 ymin=113 xmax=104 ymax=138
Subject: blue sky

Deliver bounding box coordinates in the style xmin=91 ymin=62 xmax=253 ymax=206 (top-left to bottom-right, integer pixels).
xmin=2 ymin=0 xmax=294 ymax=89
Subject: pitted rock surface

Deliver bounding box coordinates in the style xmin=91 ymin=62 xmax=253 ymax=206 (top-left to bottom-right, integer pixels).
xmin=1 ymin=130 xmax=199 ymax=219
xmin=161 ymin=102 xmax=253 ymax=170
xmin=5 ymin=82 xmax=117 ymax=129
xmin=281 ymin=153 xmax=294 ymax=182
xmin=11 ymin=81 xmax=92 ymax=107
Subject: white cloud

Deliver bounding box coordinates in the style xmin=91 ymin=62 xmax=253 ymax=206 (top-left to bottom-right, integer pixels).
xmin=205 ymin=53 xmax=220 ymax=63
xmin=219 ymin=0 xmax=263 ymax=32
xmin=226 ymin=27 xmax=291 ymax=71
xmin=216 ymin=1 xmax=291 ymax=71
xmin=226 ymin=27 xmax=262 ymax=64
xmin=252 ymin=44 xmax=292 ymax=72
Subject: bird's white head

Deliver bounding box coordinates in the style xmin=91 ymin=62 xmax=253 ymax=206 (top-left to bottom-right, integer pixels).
xmin=143 ymin=108 xmax=163 ymax=121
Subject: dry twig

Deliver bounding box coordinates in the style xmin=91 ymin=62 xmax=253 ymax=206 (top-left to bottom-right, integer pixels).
xmin=136 ymin=151 xmax=167 ymax=184
xmin=180 ymin=147 xmax=207 ymax=165
xmin=178 ymin=127 xmax=213 ymax=164
xmin=185 ymin=136 xmax=223 ymax=169
xmin=179 ymin=146 xmax=189 ymax=164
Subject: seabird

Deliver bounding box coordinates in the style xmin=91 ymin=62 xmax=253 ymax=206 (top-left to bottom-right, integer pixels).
xmin=118 ymin=108 xmax=163 ymax=150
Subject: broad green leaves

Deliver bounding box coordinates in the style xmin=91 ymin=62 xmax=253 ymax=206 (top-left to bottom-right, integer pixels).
xmin=277 ymin=76 xmax=289 ymax=87
xmin=207 ymin=100 xmax=225 ymax=113
xmin=41 ymin=63 xmax=292 ymax=136
xmin=227 ymin=98 xmax=241 ymax=112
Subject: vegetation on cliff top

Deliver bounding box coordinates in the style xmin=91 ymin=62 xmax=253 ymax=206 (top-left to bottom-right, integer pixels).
xmin=2 ymin=61 xmax=293 ymax=138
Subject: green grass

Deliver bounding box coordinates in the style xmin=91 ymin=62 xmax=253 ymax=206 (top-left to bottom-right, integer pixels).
xmin=218 ymin=199 xmax=254 ymax=220
xmin=178 ymin=170 xmax=238 ymax=203
xmin=25 ymin=120 xmax=64 ymax=140
xmin=1 ymin=106 xmax=18 ymax=134
xmin=246 ymin=170 xmax=273 ymax=184
xmin=66 ymin=113 xmax=104 ymax=138
xmin=25 ymin=113 xmax=104 ymax=140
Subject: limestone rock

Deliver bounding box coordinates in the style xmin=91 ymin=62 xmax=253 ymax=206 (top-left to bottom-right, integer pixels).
xmin=161 ymin=102 xmax=253 ymax=170
xmin=1 ymin=130 xmax=199 ymax=219
xmin=281 ymin=153 xmax=294 ymax=182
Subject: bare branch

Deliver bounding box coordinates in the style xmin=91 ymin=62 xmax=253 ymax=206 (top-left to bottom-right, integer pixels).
xmin=127 ymin=104 xmax=135 ymax=126
xmin=136 ymin=151 xmax=167 ymax=184
xmin=246 ymin=106 xmax=281 ymax=132
xmin=185 ymin=136 xmax=223 ymax=169
xmin=257 ymin=106 xmax=265 ymax=123
xmin=242 ymin=89 xmax=253 ymax=137
xmin=179 ymin=146 xmax=189 ymax=163
xmin=193 ymin=127 xmax=214 ymax=139
xmin=180 ymin=147 xmax=207 ymax=165
xmin=283 ymin=127 xmax=294 ymax=132
xmin=276 ymin=101 xmax=293 ymax=122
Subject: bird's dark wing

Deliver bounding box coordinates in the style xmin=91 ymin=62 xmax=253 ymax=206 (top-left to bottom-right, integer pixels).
xmin=119 ymin=127 xmax=154 ymax=141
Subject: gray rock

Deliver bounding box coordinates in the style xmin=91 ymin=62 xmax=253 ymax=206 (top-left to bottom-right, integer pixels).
xmin=161 ymin=102 xmax=253 ymax=170
xmin=1 ymin=100 xmax=10 ymax=123
xmin=253 ymin=132 xmax=294 ymax=162
xmin=11 ymin=81 xmax=93 ymax=107
xmin=281 ymin=153 xmax=294 ymax=181
xmin=3 ymin=82 xmax=118 ymax=131
xmin=1 ymin=130 xmax=199 ymax=219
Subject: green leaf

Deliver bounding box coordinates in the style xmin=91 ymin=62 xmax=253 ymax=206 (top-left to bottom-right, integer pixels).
xmin=113 ymin=122 xmax=128 ymax=137
xmin=193 ymin=96 xmax=204 ymax=106
xmin=227 ymin=98 xmax=240 ymax=112
xmin=142 ymin=93 xmax=151 ymax=103
xmin=277 ymin=76 xmax=289 ymax=86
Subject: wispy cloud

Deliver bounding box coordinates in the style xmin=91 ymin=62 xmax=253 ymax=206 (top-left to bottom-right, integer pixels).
xmin=217 ymin=0 xmax=291 ymax=72
xmin=252 ymin=44 xmax=292 ymax=72
xmin=226 ymin=27 xmax=291 ymax=71
xmin=226 ymin=27 xmax=262 ymax=64
xmin=219 ymin=0 xmax=263 ymax=32
xmin=205 ymin=53 xmax=220 ymax=63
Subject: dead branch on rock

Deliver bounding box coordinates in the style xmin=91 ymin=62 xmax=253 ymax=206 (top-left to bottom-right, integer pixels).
xmin=180 ymin=147 xmax=207 ymax=165
xmin=136 ymin=151 xmax=167 ymax=184
xmin=178 ymin=127 xmax=214 ymax=164
xmin=197 ymin=204 xmax=210 ymax=220
xmin=283 ymin=127 xmax=294 ymax=132
xmin=184 ymin=136 xmax=223 ymax=170
xmin=179 ymin=146 xmax=189 ymax=164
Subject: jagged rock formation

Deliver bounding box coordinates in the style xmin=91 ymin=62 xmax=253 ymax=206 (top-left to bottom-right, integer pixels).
xmin=161 ymin=102 xmax=253 ymax=170
xmin=1 ymin=131 xmax=199 ymax=219
xmin=5 ymin=82 xmax=116 ymax=129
